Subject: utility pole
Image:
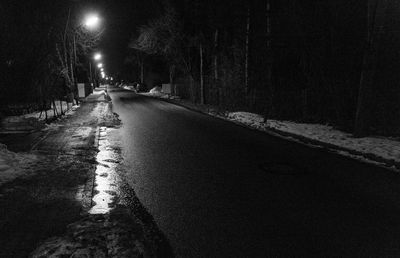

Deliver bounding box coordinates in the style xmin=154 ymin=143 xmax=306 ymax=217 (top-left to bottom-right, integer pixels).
xmin=214 ymin=29 xmax=219 ymax=81
xmin=354 ymin=0 xmax=388 ymax=136
xmin=266 ymin=0 xmax=272 ymax=88
xmin=89 ymin=61 xmax=93 ymax=90
xmin=264 ymin=0 xmax=273 ymax=121
xmin=245 ymin=7 xmax=250 ymax=94
xmin=141 ymin=60 xmax=144 ymax=84
xmin=200 ymin=42 xmax=205 ymax=104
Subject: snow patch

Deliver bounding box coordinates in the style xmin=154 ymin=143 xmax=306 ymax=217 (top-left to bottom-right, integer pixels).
xmin=141 ymin=91 xmax=167 ymax=98
xmin=122 ymin=85 xmax=136 ymax=92
xmin=227 ymin=111 xmax=400 ymax=166
xmin=150 ymin=86 xmax=162 ymax=94
xmin=228 ymin=112 xmax=265 ymax=124
xmin=1 ymin=102 xmax=79 ymax=132
xmin=0 ymin=143 xmax=38 ymax=185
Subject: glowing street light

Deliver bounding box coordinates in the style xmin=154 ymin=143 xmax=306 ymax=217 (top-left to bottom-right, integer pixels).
xmin=97 ymin=63 xmax=103 ymax=68
xmin=71 ymin=13 xmax=102 ymax=89
xmin=84 ymin=14 xmax=100 ymax=30
xmin=94 ymin=53 xmax=102 ymax=61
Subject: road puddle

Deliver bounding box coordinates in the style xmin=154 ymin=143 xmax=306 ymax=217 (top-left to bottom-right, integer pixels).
xmin=89 ymin=127 xmax=121 ymax=214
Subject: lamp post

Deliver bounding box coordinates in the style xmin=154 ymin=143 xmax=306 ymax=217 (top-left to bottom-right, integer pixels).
xmin=72 ymin=14 xmax=101 ymax=95
xmin=90 ymin=52 xmax=102 ymax=89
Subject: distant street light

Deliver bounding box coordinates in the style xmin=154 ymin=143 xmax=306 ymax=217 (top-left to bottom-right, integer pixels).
xmin=89 ymin=52 xmax=101 ymax=88
xmin=94 ymin=53 xmax=102 ymax=61
xmin=97 ymin=63 xmax=103 ymax=68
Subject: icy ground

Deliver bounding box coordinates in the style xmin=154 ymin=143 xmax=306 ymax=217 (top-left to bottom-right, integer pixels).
xmin=0 ymin=143 xmax=38 ymax=186
xmin=0 ymin=103 xmax=81 ymax=184
xmin=0 ymin=102 xmax=79 ymax=132
xmin=0 ymin=89 xmax=112 ymax=184
xmin=22 ymin=101 xmax=78 ymax=120
xmin=31 ymin=207 xmax=148 ymax=258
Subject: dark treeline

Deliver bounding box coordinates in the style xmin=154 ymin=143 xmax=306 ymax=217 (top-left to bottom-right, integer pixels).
xmin=130 ymin=0 xmax=400 ymax=136
xmin=0 ymin=0 xmax=100 ymax=116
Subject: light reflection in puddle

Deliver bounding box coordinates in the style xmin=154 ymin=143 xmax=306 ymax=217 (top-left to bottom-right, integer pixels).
xmin=89 ymin=127 xmax=121 ymax=214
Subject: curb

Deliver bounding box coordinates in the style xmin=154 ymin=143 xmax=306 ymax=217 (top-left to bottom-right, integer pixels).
xmin=88 ymin=126 xmax=101 ymax=211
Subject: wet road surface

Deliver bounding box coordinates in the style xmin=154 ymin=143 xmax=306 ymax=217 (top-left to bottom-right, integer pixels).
xmin=109 ymin=86 xmax=400 ymax=257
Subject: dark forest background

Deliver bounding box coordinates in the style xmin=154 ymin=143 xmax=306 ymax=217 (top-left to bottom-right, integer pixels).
xmin=128 ymin=0 xmax=400 ymax=137
xmin=1 ymin=0 xmax=399 ymax=137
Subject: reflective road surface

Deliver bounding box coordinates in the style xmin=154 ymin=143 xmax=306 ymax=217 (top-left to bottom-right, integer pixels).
xmin=109 ymin=86 xmax=400 ymax=257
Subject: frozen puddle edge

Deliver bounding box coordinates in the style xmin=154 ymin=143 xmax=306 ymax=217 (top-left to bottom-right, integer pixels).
xmin=89 ymin=126 xmax=120 ymax=214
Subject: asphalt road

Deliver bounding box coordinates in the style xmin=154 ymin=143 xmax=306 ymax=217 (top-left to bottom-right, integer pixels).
xmin=109 ymin=86 xmax=400 ymax=257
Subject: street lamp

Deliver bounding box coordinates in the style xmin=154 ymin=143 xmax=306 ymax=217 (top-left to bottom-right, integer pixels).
xmin=97 ymin=63 xmax=103 ymax=68
xmin=72 ymin=13 xmax=102 ymax=94
xmin=84 ymin=14 xmax=100 ymax=30
xmin=94 ymin=53 xmax=102 ymax=61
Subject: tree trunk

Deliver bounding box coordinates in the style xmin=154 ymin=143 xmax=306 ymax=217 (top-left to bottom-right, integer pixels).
xmin=169 ymin=65 xmax=175 ymax=84
xmin=52 ymin=100 xmax=58 ymax=117
xmin=245 ymin=7 xmax=250 ymax=93
xmin=264 ymin=0 xmax=273 ymax=121
xmin=69 ymin=39 xmax=75 ymax=100
xmin=189 ymin=75 xmax=195 ymax=103
xmin=72 ymin=35 xmax=77 ymax=104
xmin=140 ymin=60 xmax=144 ymax=84
xmin=302 ymin=88 xmax=308 ymax=120
xmin=59 ymin=99 xmax=64 ymax=115
xmin=354 ymin=0 xmax=387 ymax=137
xmin=214 ymin=29 xmax=219 ymax=81
xmin=89 ymin=62 xmax=93 ymax=87
xmin=169 ymin=65 xmax=175 ymax=95
xmin=266 ymin=0 xmax=272 ymax=78
xmin=200 ymin=42 xmax=205 ymax=105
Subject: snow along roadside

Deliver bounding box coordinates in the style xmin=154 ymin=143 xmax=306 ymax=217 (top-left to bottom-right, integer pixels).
xmin=227 ymin=112 xmax=400 ymax=170
xmin=0 ymin=143 xmax=39 ymax=186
